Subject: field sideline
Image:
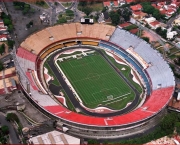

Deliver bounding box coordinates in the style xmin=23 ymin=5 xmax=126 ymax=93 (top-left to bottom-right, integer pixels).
xmin=57 ymin=52 xmax=135 ymax=110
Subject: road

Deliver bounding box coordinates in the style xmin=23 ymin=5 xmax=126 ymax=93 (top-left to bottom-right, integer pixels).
xmin=167 ymin=13 xmax=180 ymax=28
xmin=0 ymin=112 xmax=20 ymax=144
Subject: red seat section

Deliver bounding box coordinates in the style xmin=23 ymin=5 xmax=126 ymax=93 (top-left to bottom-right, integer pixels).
xmin=44 ymin=86 xmax=174 ymax=126
xmin=26 ymin=72 xmax=38 ymax=90
xmin=17 ymin=47 xmax=37 ymax=62
xmin=142 ymin=87 xmax=174 ymax=112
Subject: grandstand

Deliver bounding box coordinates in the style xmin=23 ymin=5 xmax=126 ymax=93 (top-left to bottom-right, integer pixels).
xmin=109 ymin=27 xmax=175 ymax=90
xmin=14 ymin=23 xmax=175 ymax=139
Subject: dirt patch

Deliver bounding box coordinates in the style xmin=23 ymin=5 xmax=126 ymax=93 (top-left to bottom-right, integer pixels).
xmin=142 ymin=30 xmax=157 ymax=42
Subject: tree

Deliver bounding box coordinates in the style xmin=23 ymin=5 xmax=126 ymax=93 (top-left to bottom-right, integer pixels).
xmin=109 ymin=11 xmax=120 ymax=25
xmin=57 ymin=17 xmax=67 ymax=24
xmin=142 ymin=37 xmax=149 ymax=42
xmin=156 ymin=27 xmax=162 ymax=33
xmin=175 ymin=122 xmax=180 ymax=134
xmin=153 ymin=9 xmax=161 ymax=20
xmin=54 ymin=2 xmax=58 ymax=6
xmin=7 ymin=40 xmax=15 ymax=49
xmin=81 ymin=7 xmax=93 ymax=16
xmin=8 ymin=24 xmax=13 ymax=32
xmin=1 ymin=125 xmax=9 ymax=135
xmin=3 ymin=18 xmax=11 ymax=26
xmin=102 ymin=7 xmax=107 ymax=13
xmin=0 ymin=61 xmax=4 ymax=71
xmin=121 ymin=8 xmax=132 ymax=21
xmin=0 ymin=44 xmax=5 ymax=55
xmin=79 ymin=1 xmax=87 ymax=6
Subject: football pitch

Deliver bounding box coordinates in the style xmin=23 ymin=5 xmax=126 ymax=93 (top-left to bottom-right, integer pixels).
xmin=57 ymin=52 xmax=135 ymax=110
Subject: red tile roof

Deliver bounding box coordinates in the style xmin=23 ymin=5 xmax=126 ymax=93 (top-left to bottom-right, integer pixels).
xmin=103 ymin=1 xmax=110 ymax=6
xmin=150 ymin=20 xmax=160 ymax=26
xmin=126 ymin=0 xmax=134 ymax=4
xmin=160 ymin=9 xmax=166 ymax=14
xmin=133 ymin=11 xmax=141 ymax=15
xmin=157 ymin=2 xmax=165 ymax=6
xmin=113 ymin=1 xmax=118 ymax=6
xmin=0 ymin=34 xmax=7 ymax=39
xmin=129 ymin=28 xmax=138 ymax=34
xmin=166 ymin=8 xmax=175 ymax=14
xmin=119 ymin=22 xmax=131 ymax=28
xmin=130 ymin=4 xmax=142 ymax=11
xmin=103 ymin=1 xmax=118 ymax=7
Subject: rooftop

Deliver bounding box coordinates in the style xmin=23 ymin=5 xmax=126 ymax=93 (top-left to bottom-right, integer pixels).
xmin=29 ymin=130 xmax=80 ymax=144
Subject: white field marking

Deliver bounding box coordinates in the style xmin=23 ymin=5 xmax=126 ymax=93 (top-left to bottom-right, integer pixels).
xmin=131 ymin=69 xmax=141 ymax=85
xmin=79 ymin=101 xmax=117 ymax=112
xmin=73 ymin=71 xmax=113 ymax=83
xmin=68 ymin=56 xmax=95 ymax=68
xmin=86 ymin=73 xmax=100 ymax=80
xmin=56 ymin=50 xmax=95 ymax=62
xmin=91 ymin=87 xmax=120 ymax=102
xmin=102 ymin=92 xmax=131 ymax=103
xmin=105 ymin=97 xmax=127 ymax=105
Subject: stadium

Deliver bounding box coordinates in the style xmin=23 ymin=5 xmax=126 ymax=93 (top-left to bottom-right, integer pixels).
xmin=13 ymin=23 xmax=175 ymax=139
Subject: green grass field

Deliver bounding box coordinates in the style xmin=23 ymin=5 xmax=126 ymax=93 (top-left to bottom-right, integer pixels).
xmin=57 ymin=52 xmax=135 ymax=110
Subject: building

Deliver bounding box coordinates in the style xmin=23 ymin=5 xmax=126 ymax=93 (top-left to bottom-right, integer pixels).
xmin=0 ymin=34 xmax=7 ymax=41
xmin=167 ymin=31 xmax=177 ymax=39
xmin=29 ymin=130 xmax=80 ymax=144
xmin=145 ymin=17 xmax=156 ymax=24
xmin=149 ymin=20 xmax=161 ymax=29
xmin=130 ymin=4 xmax=142 ymax=12
xmin=103 ymin=1 xmax=119 ymax=8
xmin=174 ymin=17 xmax=180 ymax=26
xmin=132 ymin=11 xmax=147 ymax=20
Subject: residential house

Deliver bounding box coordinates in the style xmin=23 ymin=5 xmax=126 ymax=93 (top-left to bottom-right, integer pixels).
xmin=167 ymin=31 xmax=178 ymax=39
xmin=118 ymin=0 xmax=125 ymax=6
xmin=149 ymin=21 xmax=161 ymax=29
xmin=0 ymin=34 xmax=7 ymax=41
xmin=126 ymin=0 xmax=135 ymax=4
xmin=145 ymin=17 xmax=156 ymax=24
xmin=174 ymin=18 xmax=180 ymax=26
xmin=132 ymin=11 xmax=147 ymax=20
xmin=103 ymin=1 xmax=119 ymax=8
xmin=130 ymin=4 xmax=142 ymax=12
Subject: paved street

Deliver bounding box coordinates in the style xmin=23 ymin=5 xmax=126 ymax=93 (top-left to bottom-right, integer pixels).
xmin=0 ymin=112 xmax=20 ymax=144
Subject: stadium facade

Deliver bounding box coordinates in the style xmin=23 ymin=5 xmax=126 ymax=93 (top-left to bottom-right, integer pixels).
xmin=13 ymin=23 xmax=175 ymax=139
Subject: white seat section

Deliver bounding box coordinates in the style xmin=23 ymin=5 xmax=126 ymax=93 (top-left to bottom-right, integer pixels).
xmin=110 ymin=28 xmax=175 ymax=90
xmin=16 ymin=55 xmax=58 ymax=107
xmin=134 ymin=41 xmax=175 ymax=90
xmin=110 ymin=27 xmax=142 ymax=50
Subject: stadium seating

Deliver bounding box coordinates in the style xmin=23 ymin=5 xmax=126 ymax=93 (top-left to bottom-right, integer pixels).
xmin=21 ymin=23 xmax=115 ymax=55
xmin=134 ymin=41 xmax=175 ymax=90
xmin=44 ymin=86 xmax=174 ymax=126
xmin=40 ymin=44 xmax=64 ymax=60
xmin=64 ymin=41 xmax=77 ymax=47
xmin=110 ymin=28 xmax=175 ymax=90
xmin=26 ymin=71 xmax=39 ymax=91
xmin=16 ymin=24 xmax=175 ymax=131
xmin=110 ymin=27 xmax=142 ymax=50
xmin=17 ymin=47 xmax=37 ymax=62
xmin=81 ymin=41 xmax=99 ymax=46
xmin=31 ymin=70 xmax=47 ymax=94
